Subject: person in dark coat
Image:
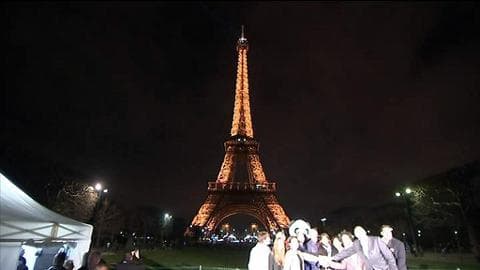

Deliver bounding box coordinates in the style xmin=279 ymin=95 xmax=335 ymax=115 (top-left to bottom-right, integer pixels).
xmin=318 ymin=233 xmax=338 ymax=269
xmin=47 ymin=252 xmax=67 ymax=270
xmin=303 ymin=228 xmax=321 ymax=270
xmin=331 ymin=226 xmax=398 ymax=270
xmin=78 ymin=251 xmax=102 ymax=270
xmin=380 ymin=225 xmax=407 ymax=270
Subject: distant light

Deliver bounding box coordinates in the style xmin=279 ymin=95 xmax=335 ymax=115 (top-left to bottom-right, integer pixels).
xmin=454 ymin=230 xmax=458 ymax=235
xmin=402 ymin=233 xmax=406 ymax=236
xmin=405 ymin=188 xmax=412 ymax=194
xmin=367 ymin=230 xmax=370 ymax=234
xmin=321 ymin=217 xmax=327 ymax=222
xmin=417 ymin=230 xmax=421 ymax=233
xmin=395 ymin=192 xmax=401 ymax=197
xmin=417 ymin=234 xmax=421 ymax=237
xmin=103 ymin=189 xmax=108 ymax=193
xmin=95 ymin=183 xmax=102 ymax=191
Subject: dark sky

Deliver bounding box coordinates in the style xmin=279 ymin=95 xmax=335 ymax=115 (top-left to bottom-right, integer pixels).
xmin=2 ymin=2 xmax=480 ymax=222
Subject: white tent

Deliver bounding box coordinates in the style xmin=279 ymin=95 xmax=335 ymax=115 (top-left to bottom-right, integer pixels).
xmin=0 ymin=173 xmax=93 ymax=270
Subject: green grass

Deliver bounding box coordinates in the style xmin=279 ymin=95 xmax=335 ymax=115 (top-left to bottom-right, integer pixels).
xmin=103 ymin=246 xmax=249 ymax=269
xmin=408 ymin=253 xmax=479 ymax=270
xmin=103 ymin=247 xmax=480 ymax=270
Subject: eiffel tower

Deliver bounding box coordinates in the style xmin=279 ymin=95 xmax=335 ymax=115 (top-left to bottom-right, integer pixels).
xmin=187 ymin=27 xmax=290 ymax=236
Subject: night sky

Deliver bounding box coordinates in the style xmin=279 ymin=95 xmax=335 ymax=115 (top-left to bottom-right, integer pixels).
xmin=2 ymin=2 xmax=480 ymax=222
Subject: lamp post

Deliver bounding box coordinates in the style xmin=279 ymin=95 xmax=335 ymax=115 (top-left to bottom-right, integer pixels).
xmin=161 ymin=213 xmax=172 ymax=243
xmin=90 ymin=182 xmax=108 ymax=247
xmin=395 ymin=187 xmax=418 ymax=256
xmin=320 ymin=217 xmax=327 ymax=228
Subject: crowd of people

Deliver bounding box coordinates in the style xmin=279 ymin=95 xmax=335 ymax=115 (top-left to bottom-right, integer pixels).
xmin=17 ymin=219 xmax=406 ymax=270
xmin=248 ymin=220 xmax=407 ymax=270
xmin=17 ymin=248 xmax=145 ymax=270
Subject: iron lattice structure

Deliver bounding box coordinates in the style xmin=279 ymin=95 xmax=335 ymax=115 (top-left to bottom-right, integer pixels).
xmin=187 ymin=28 xmax=290 ymax=236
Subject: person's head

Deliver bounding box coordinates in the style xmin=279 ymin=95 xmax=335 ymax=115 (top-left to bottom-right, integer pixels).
xmin=353 ymin=226 xmax=368 ymax=241
xmin=53 ymin=252 xmax=66 ymax=267
xmin=332 ymin=236 xmax=343 ymax=251
xmin=309 ymin=228 xmax=319 ymax=243
xmin=286 ymin=236 xmax=299 ymax=251
xmin=380 ymin=225 xmax=393 ymax=241
xmin=297 ymin=232 xmax=306 ymax=244
xmin=340 ymin=231 xmax=354 ymax=248
xmin=257 ymin=231 xmax=271 ymax=245
xmin=88 ymin=250 xmax=102 ymax=270
xmin=319 ymin=233 xmax=330 ymax=245
xmin=275 ymin=231 xmax=286 ymax=242
xmin=95 ymin=259 xmax=109 ymax=270
xmin=64 ymin=260 xmax=74 ymax=270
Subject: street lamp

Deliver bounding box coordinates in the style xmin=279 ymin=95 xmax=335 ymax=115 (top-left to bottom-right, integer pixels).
xmin=91 ymin=182 xmax=109 ymax=247
xmin=320 ymin=217 xmax=327 ymax=227
xmin=395 ymin=187 xmax=418 ymax=256
xmin=95 ymin=183 xmax=102 ymax=191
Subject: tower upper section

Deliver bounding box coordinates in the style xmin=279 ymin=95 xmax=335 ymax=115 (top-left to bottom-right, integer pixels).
xmin=230 ymin=26 xmax=254 ymax=138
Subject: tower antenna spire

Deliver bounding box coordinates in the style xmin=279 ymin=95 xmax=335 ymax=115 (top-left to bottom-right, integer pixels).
xmin=241 ymin=25 xmax=245 ymax=39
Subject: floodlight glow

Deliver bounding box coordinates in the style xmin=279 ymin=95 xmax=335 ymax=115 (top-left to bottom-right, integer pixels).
xmin=405 ymin=188 xmax=412 ymax=194
xmin=95 ymin=183 xmax=102 ymax=191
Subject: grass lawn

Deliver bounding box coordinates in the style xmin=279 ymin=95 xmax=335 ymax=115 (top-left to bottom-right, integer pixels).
xmin=408 ymin=253 xmax=479 ymax=270
xmin=103 ymin=246 xmax=249 ymax=269
xmin=103 ymin=247 xmax=480 ymax=270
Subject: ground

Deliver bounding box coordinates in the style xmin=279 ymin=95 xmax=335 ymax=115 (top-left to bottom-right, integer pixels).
xmin=103 ymin=246 xmax=480 ymax=270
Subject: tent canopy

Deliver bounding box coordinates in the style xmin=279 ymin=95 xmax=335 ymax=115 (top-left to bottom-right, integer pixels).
xmin=0 ymin=172 xmax=93 ymax=269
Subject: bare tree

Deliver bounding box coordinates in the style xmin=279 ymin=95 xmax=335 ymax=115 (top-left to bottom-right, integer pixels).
xmin=93 ymin=197 xmax=122 ymax=247
xmin=52 ymin=182 xmax=99 ymax=222
xmin=411 ymin=161 xmax=480 ymax=261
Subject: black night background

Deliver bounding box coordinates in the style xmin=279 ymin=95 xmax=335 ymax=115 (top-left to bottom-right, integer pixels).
xmin=1 ymin=3 xmax=480 ymax=267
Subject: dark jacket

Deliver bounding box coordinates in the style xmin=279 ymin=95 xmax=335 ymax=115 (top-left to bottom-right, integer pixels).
xmin=318 ymin=243 xmax=338 ymax=270
xmin=386 ymin=238 xmax=407 ymax=270
xmin=303 ymin=239 xmax=321 ymax=270
xmin=333 ymin=236 xmax=398 ymax=270
xmin=318 ymin=243 xmax=338 ymax=257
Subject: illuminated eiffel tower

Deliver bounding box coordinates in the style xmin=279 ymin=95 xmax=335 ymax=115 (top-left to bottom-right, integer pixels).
xmin=187 ymin=27 xmax=290 ymax=236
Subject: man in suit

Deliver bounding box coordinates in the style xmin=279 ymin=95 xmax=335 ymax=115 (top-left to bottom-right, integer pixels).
xmin=318 ymin=233 xmax=338 ymax=257
xmin=330 ymin=226 xmax=398 ymax=270
xmin=380 ymin=225 xmax=407 ymax=270
xmin=303 ymin=228 xmax=321 ymax=270
xmin=318 ymin=233 xmax=338 ymax=269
